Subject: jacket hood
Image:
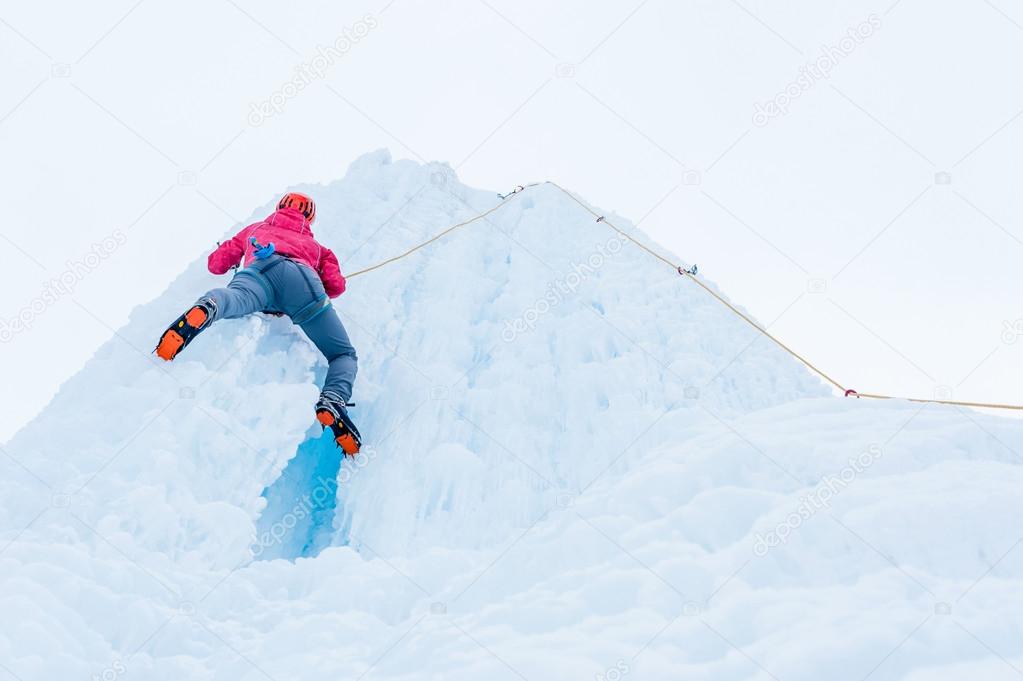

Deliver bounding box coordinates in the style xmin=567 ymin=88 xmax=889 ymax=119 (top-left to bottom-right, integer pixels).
xmin=266 ymin=207 xmax=313 ymax=235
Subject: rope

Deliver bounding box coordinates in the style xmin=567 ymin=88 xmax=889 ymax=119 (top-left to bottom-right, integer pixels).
xmin=852 ymin=394 xmax=1023 ymax=411
xmin=344 ymin=180 xmax=1022 ymax=411
xmin=347 ymin=184 xmax=536 ymax=279
xmin=548 ymin=181 xmax=849 ymax=392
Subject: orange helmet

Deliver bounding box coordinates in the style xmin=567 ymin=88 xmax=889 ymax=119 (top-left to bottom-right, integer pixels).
xmin=278 ymin=192 xmax=316 ymax=223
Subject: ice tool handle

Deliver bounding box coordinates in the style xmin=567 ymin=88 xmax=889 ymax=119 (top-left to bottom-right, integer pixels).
xmin=250 ymin=236 xmax=276 ymax=260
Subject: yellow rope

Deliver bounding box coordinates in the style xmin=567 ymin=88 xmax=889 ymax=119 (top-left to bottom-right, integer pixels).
xmin=347 ymin=186 xmax=532 ymax=279
xmin=548 ymin=181 xmax=849 ymax=392
xmin=853 ymin=394 xmax=1023 ymax=410
xmin=345 ymin=180 xmax=1023 ymax=411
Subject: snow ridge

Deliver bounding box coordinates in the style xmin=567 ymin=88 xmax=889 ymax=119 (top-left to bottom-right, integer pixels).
xmin=2 ymin=151 xmax=1021 ymax=680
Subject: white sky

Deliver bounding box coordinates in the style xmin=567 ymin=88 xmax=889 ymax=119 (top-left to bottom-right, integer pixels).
xmin=1 ymin=0 xmax=1021 ymax=441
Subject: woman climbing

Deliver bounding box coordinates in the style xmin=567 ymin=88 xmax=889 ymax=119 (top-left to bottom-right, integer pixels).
xmin=154 ymin=192 xmax=361 ymax=455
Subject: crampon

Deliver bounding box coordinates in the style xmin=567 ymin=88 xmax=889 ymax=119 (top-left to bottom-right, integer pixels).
xmin=155 ymin=300 xmax=215 ymax=361
xmin=315 ymin=394 xmax=362 ymax=456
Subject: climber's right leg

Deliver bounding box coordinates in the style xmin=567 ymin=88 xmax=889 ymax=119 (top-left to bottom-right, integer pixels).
xmin=301 ymin=306 xmax=360 ymax=455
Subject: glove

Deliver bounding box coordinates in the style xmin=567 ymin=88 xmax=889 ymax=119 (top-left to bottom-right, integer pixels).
xmin=249 ymin=237 xmax=276 ymax=260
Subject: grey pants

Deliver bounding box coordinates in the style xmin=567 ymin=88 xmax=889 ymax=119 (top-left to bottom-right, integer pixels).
xmin=203 ymin=255 xmax=357 ymax=402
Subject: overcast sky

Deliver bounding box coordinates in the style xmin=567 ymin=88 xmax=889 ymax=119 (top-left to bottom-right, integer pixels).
xmin=1 ymin=0 xmax=1021 ymax=440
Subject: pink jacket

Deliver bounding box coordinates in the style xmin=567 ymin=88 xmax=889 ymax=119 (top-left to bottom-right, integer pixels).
xmin=208 ymin=208 xmax=346 ymax=298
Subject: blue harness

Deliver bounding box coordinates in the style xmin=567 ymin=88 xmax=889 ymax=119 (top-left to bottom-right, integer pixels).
xmin=235 ymin=249 xmax=330 ymax=325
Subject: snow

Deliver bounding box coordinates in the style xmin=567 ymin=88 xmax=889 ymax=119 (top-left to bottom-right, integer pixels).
xmin=2 ymin=150 xmax=1022 ymax=680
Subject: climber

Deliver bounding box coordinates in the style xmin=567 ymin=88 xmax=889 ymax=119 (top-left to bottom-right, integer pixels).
xmin=154 ymin=192 xmax=361 ymax=455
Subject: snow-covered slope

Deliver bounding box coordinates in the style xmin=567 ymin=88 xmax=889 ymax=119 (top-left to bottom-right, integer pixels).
xmin=2 ymin=151 xmax=1022 ymax=680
